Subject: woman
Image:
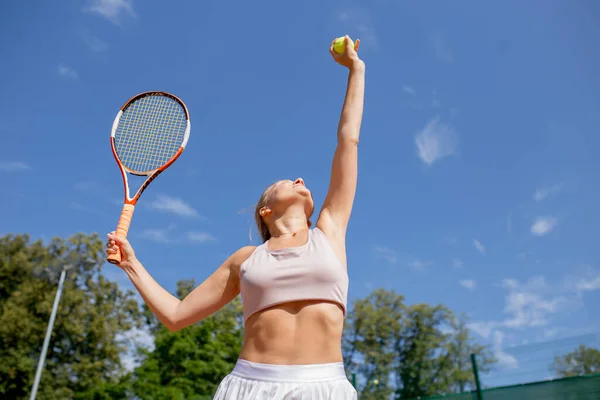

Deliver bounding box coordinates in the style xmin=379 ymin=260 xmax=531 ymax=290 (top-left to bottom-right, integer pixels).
xmin=106 ymin=35 xmax=365 ymax=399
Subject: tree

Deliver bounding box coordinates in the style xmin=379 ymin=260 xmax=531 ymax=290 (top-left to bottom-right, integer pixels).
xmin=0 ymin=233 xmax=143 ymax=400
xmin=343 ymin=288 xmax=406 ymax=400
xmin=442 ymin=313 xmax=496 ymax=393
xmin=129 ymin=280 xmax=244 ymax=399
xmin=394 ymin=303 xmax=454 ymax=399
xmin=552 ymin=345 xmax=600 ymax=377
xmin=342 ymin=289 xmax=496 ymax=399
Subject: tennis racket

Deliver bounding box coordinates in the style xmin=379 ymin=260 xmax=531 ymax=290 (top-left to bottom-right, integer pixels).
xmin=107 ymin=91 xmax=191 ymax=265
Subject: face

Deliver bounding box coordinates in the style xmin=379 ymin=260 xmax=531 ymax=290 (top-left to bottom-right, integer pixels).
xmin=262 ymin=178 xmax=314 ymax=218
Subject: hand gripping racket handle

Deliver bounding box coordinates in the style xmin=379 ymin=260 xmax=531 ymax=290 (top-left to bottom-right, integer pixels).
xmin=107 ymin=204 xmax=135 ymax=265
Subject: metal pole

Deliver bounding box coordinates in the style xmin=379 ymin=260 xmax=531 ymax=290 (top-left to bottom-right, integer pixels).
xmin=471 ymin=353 xmax=484 ymax=400
xmin=29 ymin=265 xmax=72 ymax=400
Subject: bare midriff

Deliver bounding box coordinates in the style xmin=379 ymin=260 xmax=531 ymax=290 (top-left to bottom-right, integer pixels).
xmin=238 ymin=299 xmax=345 ymax=365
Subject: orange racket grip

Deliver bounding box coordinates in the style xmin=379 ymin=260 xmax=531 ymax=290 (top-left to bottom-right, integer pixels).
xmin=107 ymin=204 xmax=135 ymax=265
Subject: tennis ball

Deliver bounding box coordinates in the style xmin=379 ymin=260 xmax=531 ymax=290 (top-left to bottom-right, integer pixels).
xmin=333 ymin=36 xmax=354 ymax=54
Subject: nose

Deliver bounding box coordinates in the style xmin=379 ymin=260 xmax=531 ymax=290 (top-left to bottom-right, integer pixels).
xmin=294 ymin=178 xmax=304 ymax=186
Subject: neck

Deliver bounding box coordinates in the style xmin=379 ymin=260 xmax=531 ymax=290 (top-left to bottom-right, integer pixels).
xmin=268 ymin=208 xmax=309 ymax=238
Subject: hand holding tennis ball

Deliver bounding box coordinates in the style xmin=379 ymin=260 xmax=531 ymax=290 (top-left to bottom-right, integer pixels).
xmin=333 ymin=36 xmax=354 ymax=54
xmin=330 ymin=35 xmax=363 ymax=69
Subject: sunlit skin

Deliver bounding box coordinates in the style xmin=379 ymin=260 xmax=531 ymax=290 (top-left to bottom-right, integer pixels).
xmin=105 ymin=35 xmax=365 ymax=365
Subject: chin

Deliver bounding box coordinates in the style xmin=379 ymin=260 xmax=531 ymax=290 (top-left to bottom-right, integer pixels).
xmin=304 ymin=200 xmax=315 ymax=217
xmin=296 ymin=186 xmax=311 ymax=196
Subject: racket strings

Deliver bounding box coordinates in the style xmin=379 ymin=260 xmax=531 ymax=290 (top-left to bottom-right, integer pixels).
xmin=114 ymin=95 xmax=187 ymax=173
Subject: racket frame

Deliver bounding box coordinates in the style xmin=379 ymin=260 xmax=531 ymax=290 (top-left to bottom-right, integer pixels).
xmin=107 ymin=91 xmax=190 ymax=264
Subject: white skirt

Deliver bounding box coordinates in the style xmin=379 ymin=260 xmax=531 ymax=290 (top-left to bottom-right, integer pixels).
xmin=213 ymin=359 xmax=358 ymax=400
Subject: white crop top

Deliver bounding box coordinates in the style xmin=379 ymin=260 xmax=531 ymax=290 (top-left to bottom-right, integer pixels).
xmin=239 ymin=228 xmax=349 ymax=323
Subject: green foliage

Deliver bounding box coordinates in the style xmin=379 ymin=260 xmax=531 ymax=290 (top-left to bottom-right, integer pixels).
xmin=343 ymin=288 xmax=405 ymax=399
xmin=128 ymin=293 xmax=243 ymax=399
xmin=552 ymin=345 xmax=600 ymax=377
xmin=0 ymin=233 xmax=143 ymax=400
xmin=342 ymin=289 xmax=496 ymax=399
xmin=443 ymin=314 xmax=495 ymax=393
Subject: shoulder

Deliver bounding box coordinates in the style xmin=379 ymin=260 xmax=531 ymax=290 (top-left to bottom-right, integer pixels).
xmin=232 ymin=246 xmax=258 ymax=265
xmin=220 ymin=246 xmax=257 ymax=280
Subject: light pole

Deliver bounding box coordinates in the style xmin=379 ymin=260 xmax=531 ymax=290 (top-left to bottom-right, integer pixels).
xmin=29 ymin=264 xmax=74 ymax=400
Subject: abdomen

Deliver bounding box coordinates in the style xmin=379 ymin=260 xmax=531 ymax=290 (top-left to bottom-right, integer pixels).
xmin=239 ymin=300 xmax=345 ymax=365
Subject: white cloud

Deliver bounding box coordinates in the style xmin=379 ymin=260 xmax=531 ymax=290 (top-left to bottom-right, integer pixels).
xmin=575 ymin=277 xmax=600 ymax=292
xmin=408 ymin=258 xmax=431 ymax=271
xmin=84 ymin=0 xmax=135 ymax=24
xmin=140 ymin=227 xmax=217 ymax=246
xmin=501 ymin=276 xmax=567 ymax=328
xmin=186 ymin=231 xmax=217 ymax=244
xmin=402 ymin=85 xmax=415 ymax=95
xmin=531 ymin=216 xmax=558 ymax=236
xmin=501 ymin=278 xmax=518 ymax=289
xmin=473 ymin=239 xmax=485 ymax=254
xmin=57 ymin=64 xmax=78 ymax=79
xmin=470 ymin=276 xmax=567 ymax=340
xmin=460 ymin=279 xmax=477 ymax=291
xmin=539 ymin=327 xmax=561 ymax=340
xmin=0 ymin=161 xmax=31 ymax=172
xmin=140 ymin=228 xmax=170 ymax=243
xmin=572 ymin=266 xmax=600 ymax=293
xmin=471 ymin=269 xmax=599 ymax=345
xmin=534 ymin=183 xmax=563 ymax=202
xmin=80 ymin=28 xmax=109 ymax=52
xmin=149 ymin=195 xmax=201 ymax=218
xmin=452 ymin=258 xmax=464 ymax=268
xmin=467 ymin=321 xmax=495 ymax=339
xmin=415 ymin=117 xmax=458 ymax=165
xmin=374 ymin=245 xmax=397 ymax=264
xmin=492 ymin=330 xmax=518 ymax=369
xmin=503 ymin=290 xmax=563 ymax=328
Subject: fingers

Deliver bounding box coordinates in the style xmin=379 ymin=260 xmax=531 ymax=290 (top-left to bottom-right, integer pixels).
xmin=106 ymin=231 xmax=129 ymax=251
xmin=105 ymin=233 xmax=119 ymax=255
xmin=330 ymin=35 xmax=360 ymax=56
xmin=107 ymin=231 xmax=129 ymax=246
xmin=345 ymin=35 xmax=352 ymax=49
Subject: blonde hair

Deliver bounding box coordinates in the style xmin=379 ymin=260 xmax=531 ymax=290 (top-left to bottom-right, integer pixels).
xmin=254 ymin=182 xmax=312 ymax=243
xmin=254 ymin=187 xmax=272 ymax=243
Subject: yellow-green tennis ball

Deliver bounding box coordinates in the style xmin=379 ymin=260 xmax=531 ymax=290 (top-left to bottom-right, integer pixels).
xmin=333 ymin=36 xmax=354 ymax=54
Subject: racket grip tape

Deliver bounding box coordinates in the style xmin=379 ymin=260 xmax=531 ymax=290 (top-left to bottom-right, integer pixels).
xmin=107 ymin=204 xmax=135 ymax=265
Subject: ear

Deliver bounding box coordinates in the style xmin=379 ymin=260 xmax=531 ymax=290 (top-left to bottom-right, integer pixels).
xmin=259 ymin=206 xmax=271 ymax=218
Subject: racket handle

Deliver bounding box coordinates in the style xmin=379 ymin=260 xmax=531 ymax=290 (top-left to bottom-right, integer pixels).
xmin=107 ymin=204 xmax=135 ymax=265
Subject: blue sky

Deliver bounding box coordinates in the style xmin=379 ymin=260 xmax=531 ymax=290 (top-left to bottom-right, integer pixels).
xmin=1 ymin=0 xmax=599 ymax=389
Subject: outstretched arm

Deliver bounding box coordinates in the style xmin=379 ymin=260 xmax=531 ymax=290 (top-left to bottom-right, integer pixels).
xmin=318 ymin=36 xmax=365 ymax=237
xmin=106 ymin=232 xmax=254 ymax=332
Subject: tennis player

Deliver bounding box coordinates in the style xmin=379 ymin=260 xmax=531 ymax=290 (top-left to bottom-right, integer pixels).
xmin=106 ymin=36 xmax=364 ymax=399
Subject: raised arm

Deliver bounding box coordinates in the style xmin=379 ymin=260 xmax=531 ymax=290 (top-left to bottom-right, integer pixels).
xmin=106 ymin=232 xmax=254 ymax=332
xmin=318 ymin=36 xmax=365 ymax=236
